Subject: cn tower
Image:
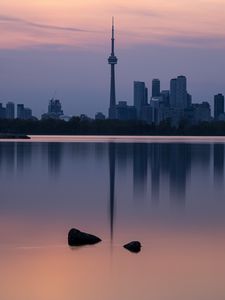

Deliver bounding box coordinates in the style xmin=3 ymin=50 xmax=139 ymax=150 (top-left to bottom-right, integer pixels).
xmin=108 ymin=17 xmax=118 ymax=119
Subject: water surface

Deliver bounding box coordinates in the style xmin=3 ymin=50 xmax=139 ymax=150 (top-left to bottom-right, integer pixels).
xmin=0 ymin=136 xmax=225 ymax=300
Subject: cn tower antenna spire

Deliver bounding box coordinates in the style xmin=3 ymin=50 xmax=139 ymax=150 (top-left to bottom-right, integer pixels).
xmin=108 ymin=17 xmax=118 ymax=119
xmin=111 ymin=16 xmax=115 ymax=55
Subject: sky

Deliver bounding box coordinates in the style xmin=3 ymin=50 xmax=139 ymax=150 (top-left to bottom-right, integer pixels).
xmin=0 ymin=0 xmax=225 ymax=117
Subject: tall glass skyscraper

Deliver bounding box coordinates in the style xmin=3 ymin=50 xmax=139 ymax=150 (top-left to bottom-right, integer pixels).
xmin=152 ymin=79 xmax=160 ymax=98
xmin=133 ymin=81 xmax=148 ymax=119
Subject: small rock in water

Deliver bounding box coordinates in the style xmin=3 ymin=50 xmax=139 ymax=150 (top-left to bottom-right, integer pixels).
xmin=68 ymin=228 xmax=102 ymax=246
xmin=123 ymin=241 xmax=142 ymax=253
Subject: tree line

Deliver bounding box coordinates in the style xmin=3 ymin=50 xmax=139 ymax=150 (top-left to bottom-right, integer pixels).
xmin=1 ymin=118 xmax=225 ymax=135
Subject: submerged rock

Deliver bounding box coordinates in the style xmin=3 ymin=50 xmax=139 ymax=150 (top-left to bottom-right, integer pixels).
xmin=123 ymin=241 xmax=142 ymax=253
xmin=68 ymin=228 xmax=102 ymax=246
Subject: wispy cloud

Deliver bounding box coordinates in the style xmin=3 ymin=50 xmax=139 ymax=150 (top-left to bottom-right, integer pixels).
xmin=164 ymin=34 xmax=225 ymax=48
xmin=0 ymin=15 xmax=89 ymax=33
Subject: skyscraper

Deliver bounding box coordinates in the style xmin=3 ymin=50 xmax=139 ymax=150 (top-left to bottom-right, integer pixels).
xmin=161 ymin=90 xmax=170 ymax=106
xmin=17 ymin=104 xmax=32 ymax=120
xmin=17 ymin=104 xmax=24 ymax=119
xmin=48 ymin=98 xmax=63 ymax=116
xmin=170 ymin=76 xmax=188 ymax=109
xmin=214 ymin=93 xmax=224 ymax=119
xmin=134 ymin=81 xmax=147 ymax=118
xmin=6 ymin=102 xmax=15 ymax=119
xmin=176 ymin=75 xmax=188 ymax=109
xmin=108 ymin=18 xmax=118 ymax=119
xmin=170 ymin=78 xmax=177 ymax=107
xmin=0 ymin=103 xmax=6 ymax=119
xmin=152 ymin=79 xmax=160 ymax=98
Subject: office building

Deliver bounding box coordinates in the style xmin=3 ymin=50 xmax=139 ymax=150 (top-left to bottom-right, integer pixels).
xmin=24 ymin=108 xmax=32 ymax=120
xmin=17 ymin=104 xmax=32 ymax=120
xmin=161 ymin=90 xmax=170 ymax=106
xmin=152 ymin=79 xmax=160 ymax=98
xmin=48 ymin=99 xmax=63 ymax=116
xmin=192 ymin=102 xmax=211 ymax=124
xmin=6 ymin=102 xmax=15 ymax=119
xmin=116 ymin=101 xmax=137 ymax=121
xmin=0 ymin=103 xmax=6 ymax=119
xmin=176 ymin=75 xmax=188 ymax=109
xmin=95 ymin=112 xmax=106 ymax=120
xmin=214 ymin=93 xmax=224 ymax=119
xmin=134 ymin=81 xmax=148 ymax=118
xmin=141 ymin=105 xmax=153 ymax=124
xmin=170 ymin=78 xmax=177 ymax=107
xmin=42 ymin=98 xmax=63 ymax=119
xmin=170 ymin=76 xmax=188 ymax=109
xmin=17 ymin=104 xmax=25 ymax=119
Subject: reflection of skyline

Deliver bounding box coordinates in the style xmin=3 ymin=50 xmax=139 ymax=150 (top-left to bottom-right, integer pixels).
xmin=109 ymin=143 xmax=115 ymax=243
xmin=46 ymin=143 xmax=63 ymax=175
xmin=149 ymin=144 xmax=160 ymax=205
xmin=168 ymin=144 xmax=191 ymax=206
xmin=214 ymin=144 xmax=224 ymax=187
xmin=0 ymin=141 xmax=224 ymax=210
xmin=133 ymin=144 xmax=148 ymax=198
xmin=16 ymin=143 xmax=32 ymax=172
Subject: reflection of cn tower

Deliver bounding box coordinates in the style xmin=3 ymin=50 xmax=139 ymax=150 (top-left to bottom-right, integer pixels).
xmin=108 ymin=17 xmax=118 ymax=119
xmin=109 ymin=143 xmax=115 ymax=243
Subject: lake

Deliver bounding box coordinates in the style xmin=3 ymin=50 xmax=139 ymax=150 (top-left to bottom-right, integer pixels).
xmin=0 ymin=136 xmax=225 ymax=300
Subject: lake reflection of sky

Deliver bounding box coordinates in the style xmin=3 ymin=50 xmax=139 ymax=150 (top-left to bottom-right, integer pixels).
xmin=0 ymin=139 xmax=225 ymax=300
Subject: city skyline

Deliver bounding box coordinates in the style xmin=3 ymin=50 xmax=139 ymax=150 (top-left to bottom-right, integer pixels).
xmin=0 ymin=1 xmax=225 ymax=117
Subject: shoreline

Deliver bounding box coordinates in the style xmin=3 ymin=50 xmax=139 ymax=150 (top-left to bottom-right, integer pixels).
xmin=1 ymin=135 xmax=225 ymax=144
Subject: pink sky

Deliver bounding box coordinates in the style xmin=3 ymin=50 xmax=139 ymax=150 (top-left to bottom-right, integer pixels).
xmin=1 ymin=0 xmax=225 ymax=49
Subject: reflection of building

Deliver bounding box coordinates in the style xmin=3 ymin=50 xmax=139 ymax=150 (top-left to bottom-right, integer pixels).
xmin=168 ymin=144 xmax=191 ymax=206
xmin=149 ymin=144 xmax=160 ymax=204
xmin=0 ymin=143 xmax=16 ymax=171
xmin=214 ymin=144 xmax=224 ymax=185
xmin=46 ymin=142 xmax=63 ymax=175
xmin=16 ymin=142 xmax=32 ymax=171
xmin=109 ymin=143 xmax=116 ymax=242
xmin=133 ymin=144 xmax=148 ymax=198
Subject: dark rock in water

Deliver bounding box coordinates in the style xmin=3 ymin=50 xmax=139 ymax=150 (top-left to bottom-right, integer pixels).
xmin=123 ymin=241 xmax=142 ymax=253
xmin=68 ymin=228 xmax=102 ymax=246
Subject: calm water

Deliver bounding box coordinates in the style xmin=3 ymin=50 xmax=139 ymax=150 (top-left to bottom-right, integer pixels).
xmin=1 ymin=136 xmax=225 ymax=300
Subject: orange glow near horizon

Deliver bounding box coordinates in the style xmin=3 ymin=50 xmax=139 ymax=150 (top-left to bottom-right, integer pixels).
xmin=0 ymin=0 xmax=225 ymax=50
xmin=1 ymin=216 xmax=225 ymax=300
